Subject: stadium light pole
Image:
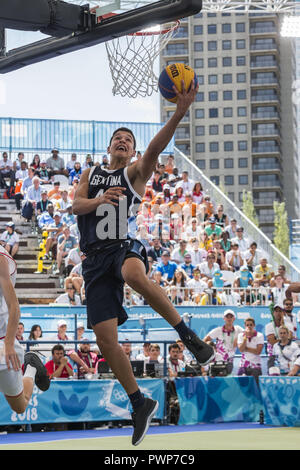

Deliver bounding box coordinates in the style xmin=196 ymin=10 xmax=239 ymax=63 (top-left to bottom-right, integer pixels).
xmin=281 ymin=15 xmax=300 ymax=37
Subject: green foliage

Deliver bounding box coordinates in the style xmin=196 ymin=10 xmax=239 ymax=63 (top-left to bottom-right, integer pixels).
xmin=242 ymin=191 xmax=259 ymax=227
xmin=273 ymin=201 xmax=289 ymax=257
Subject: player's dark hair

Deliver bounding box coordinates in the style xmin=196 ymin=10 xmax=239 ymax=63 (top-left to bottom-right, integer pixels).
xmin=110 ymin=127 xmax=136 ymax=149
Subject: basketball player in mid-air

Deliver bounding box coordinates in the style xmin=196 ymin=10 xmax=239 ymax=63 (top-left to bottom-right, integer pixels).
xmin=73 ymin=81 xmax=214 ymax=446
xmin=0 ymin=246 xmax=50 ymax=415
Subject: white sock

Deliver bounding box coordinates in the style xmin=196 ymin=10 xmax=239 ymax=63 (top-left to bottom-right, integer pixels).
xmin=24 ymin=364 xmax=37 ymax=381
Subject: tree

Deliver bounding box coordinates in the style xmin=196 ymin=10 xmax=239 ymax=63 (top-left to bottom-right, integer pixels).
xmin=273 ymin=201 xmax=289 ymax=257
xmin=242 ymin=190 xmax=259 ymax=227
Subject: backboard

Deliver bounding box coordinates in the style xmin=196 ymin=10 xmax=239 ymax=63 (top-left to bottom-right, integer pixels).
xmin=0 ymin=0 xmax=202 ymax=74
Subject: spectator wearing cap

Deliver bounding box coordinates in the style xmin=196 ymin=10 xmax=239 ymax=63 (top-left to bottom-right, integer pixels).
xmin=48 ymin=181 xmax=62 ymax=201
xmin=233 ymin=265 xmax=253 ymax=288
xmin=62 ymin=204 xmax=76 ymax=227
xmin=43 ymin=211 xmax=63 ymax=260
xmin=204 ymin=309 xmax=244 ymax=374
xmin=55 ymin=226 xmax=78 ymax=275
xmin=156 ymin=250 xmax=177 ymax=282
xmin=39 ymin=160 xmax=51 ymax=183
xmin=171 ymin=240 xmax=191 ymax=264
xmin=69 ymin=162 xmax=82 ymax=184
xmin=0 ymin=222 xmax=19 ymax=258
xmin=226 ymin=242 xmax=245 ymax=272
xmin=37 ymin=189 xmax=50 ymax=215
xmin=162 ymin=184 xmax=171 ymax=203
xmin=66 ymin=153 xmax=78 ymax=174
xmin=46 ymin=149 xmax=68 ymax=178
xmin=231 ymin=226 xmax=250 ymax=253
xmin=204 ymin=217 xmax=223 ymax=238
xmin=180 ymin=253 xmax=195 ymax=278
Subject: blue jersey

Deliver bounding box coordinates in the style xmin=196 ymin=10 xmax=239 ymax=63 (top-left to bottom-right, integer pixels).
xmin=77 ymin=166 xmax=142 ymax=254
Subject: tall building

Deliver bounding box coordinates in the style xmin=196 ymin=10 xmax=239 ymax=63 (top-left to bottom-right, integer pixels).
xmin=160 ymin=11 xmax=299 ymax=239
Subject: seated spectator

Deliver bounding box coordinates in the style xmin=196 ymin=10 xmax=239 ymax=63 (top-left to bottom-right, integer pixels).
xmin=219 ymin=287 xmax=241 ymax=306
xmin=269 ymin=265 xmax=291 ymax=288
xmin=136 ymin=224 xmax=152 ymax=249
xmin=69 ymin=162 xmax=82 ymax=183
xmin=168 ymin=194 xmax=183 ymax=217
xmin=167 ymin=343 xmax=185 ymax=377
xmin=136 ymin=342 xmax=151 ymax=361
xmin=42 ymin=212 xmax=63 ymax=260
xmin=55 ymin=283 xmax=81 ymax=305
xmin=82 ymin=154 xmax=94 ymax=171
xmin=152 ymin=270 xmax=168 ymax=287
xmin=174 ymin=186 xmax=185 ymax=203
xmin=226 ymin=242 xmax=244 ymax=272
xmin=265 ymin=304 xmax=285 ymax=372
xmin=28 ymin=324 xmax=47 ymax=354
xmin=199 ymin=288 xmax=222 ymax=306
xmin=181 ymin=192 xmax=197 ymax=225
xmin=50 ymin=319 xmax=74 ymax=342
xmin=0 ymin=151 xmax=15 ymax=188
xmin=175 ymin=170 xmax=194 ymax=194
xmin=168 ymin=167 xmax=181 ymax=187
xmin=15 ymin=160 xmax=28 ymax=181
xmin=204 ymin=217 xmax=223 ymax=238
xmin=0 ymin=222 xmax=19 ymax=258
xmin=69 ymin=266 xmax=84 ymax=295
xmin=68 ymin=342 xmax=98 ymax=378
xmin=46 ymin=148 xmax=69 ymax=178
xmin=231 ymin=226 xmax=249 ymax=253
xmin=234 ymin=265 xmax=253 ymax=289
xmin=198 ymin=195 xmax=214 ymax=222
xmin=25 ymin=176 xmax=42 ymax=214
xmin=156 ymin=250 xmax=177 ymax=282
xmin=211 ymin=239 xmax=227 ymax=270
xmin=39 ymin=160 xmax=51 ymax=183
xmin=13 ymin=152 xmax=25 ymax=172
xmin=192 ymin=181 xmax=204 ymax=204
xmin=213 ymin=205 xmax=229 ymax=229
xmin=212 ymin=269 xmax=225 ymax=289
xmin=237 ymin=317 xmax=264 ymax=382
xmin=253 ymin=258 xmax=274 ymax=286
xmin=165 ymin=153 xmax=175 ymax=175
xmin=224 ymin=218 xmax=238 ymax=240
xmin=171 ymin=240 xmax=191 ymax=264
xmin=168 ymin=269 xmax=189 ymax=304
xmin=220 ymin=231 xmax=231 ymax=253
xmin=170 ymin=213 xmax=183 ymax=241
xmin=121 ymin=341 xmax=133 ymax=360
xmin=62 ymin=204 xmax=76 ymax=227
xmin=100 ymin=154 xmax=109 ymax=169
xmin=16 ymin=321 xmax=25 ymax=341
xmin=243 ymin=241 xmax=262 ymax=272
xmin=250 ymin=280 xmax=266 ymax=306
xmin=48 ymin=181 xmax=62 ymax=201
xmin=270 ymin=274 xmax=289 ymax=307
xmin=175 ymin=339 xmax=193 ymax=364
xmin=204 ymin=309 xmax=244 ymax=374
xmin=180 ymin=253 xmax=195 ymax=278
xmin=55 ymin=189 xmax=72 ymax=214
xmin=55 ymin=226 xmax=78 ymax=275
xmin=183 ymin=218 xmax=202 ymax=240
xmin=45 ymin=344 xmax=74 ymax=379
xmin=21 ymin=167 xmax=35 ymax=197
xmin=147 ymin=237 xmax=164 ymax=263
xmin=162 ymin=184 xmax=171 ymax=203
xmin=66 ymin=153 xmax=77 ymax=174
xmin=31 ymin=154 xmax=41 ymax=171
xmin=37 ymin=189 xmax=50 ymax=215
xmin=143 ymin=182 xmax=155 ymax=203
xmin=199 ymin=231 xmax=213 ymax=251
xmin=38 ymin=203 xmax=55 ymax=229
xmin=199 ymin=253 xmax=220 ymax=286
xmin=28 ymin=324 xmax=43 ymax=341
xmin=187 ymin=267 xmax=207 ymax=304
xmin=271 ymin=326 xmax=300 ymax=376
xmin=123 ymin=285 xmax=142 ymax=306
xmin=283 ymin=297 xmax=298 ymax=339
xmin=148 ymin=214 xmax=169 ymax=238
xmin=188 ymin=237 xmax=207 ymax=266
xmin=144 ymin=344 xmax=164 ymax=367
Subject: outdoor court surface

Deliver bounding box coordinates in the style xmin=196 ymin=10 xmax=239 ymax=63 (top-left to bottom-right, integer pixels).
xmin=0 ymin=423 xmax=300 ymax=450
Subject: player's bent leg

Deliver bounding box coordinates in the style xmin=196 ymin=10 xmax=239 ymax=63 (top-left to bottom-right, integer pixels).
xmin=5 ymin=391 xmax=28 ymax=414
xmin=1 ymin=368 xmax=30 ymax=414
xmin=122 ymin=257 xmax=215 ymax=367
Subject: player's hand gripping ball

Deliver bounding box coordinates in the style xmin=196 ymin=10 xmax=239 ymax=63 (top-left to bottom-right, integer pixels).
xmin=158 ymin=63 xmax=198 ymax=103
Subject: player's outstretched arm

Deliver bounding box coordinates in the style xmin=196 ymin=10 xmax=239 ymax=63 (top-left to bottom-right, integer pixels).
xmin=0 ymin=256 xmax=21 ymax=371
xmin=133 ymin=80 xmax=198 ymax=184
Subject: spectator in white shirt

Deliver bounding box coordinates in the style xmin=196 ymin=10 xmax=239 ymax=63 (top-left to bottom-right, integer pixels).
xmin=66 ymin=153 xmax=78 ymax=174
xmin=226 ymin=242 xmax=244 ymax=272
xmin=13 ymin=152 xmax=25 ymax=172
xmin=55 ymin=284 xmax=81 ymax=306
xmin=15 ymin=161 xmax=28 ymax=181
xmin=187 ymin=267 xmax=207 ymax=304
xmin=167 ymin=343 xmax=185 ymax=377
xmin=199 ymin=253 xmax=220 ymax=286
xmin=272 ymin=326 xmax=300 ymax=376
xmin=204 ymin=309 xmax=244 ymax=374
xmin=26 ymin=176 xmax=42 ymax=210
xmin=224 ymin=219 xmax=238 ymax=239
xmin=237 ymin=317 xmax=264 ymax=382
xmin=231 ymin=226 xmax=250 ymax=253
xmin=188 ymin=238 xmax=207 ymax=266
xmin=243 ymin=241 xmax=263 ymax=272
xmin=0 ymin=222 xmax=19 ymax=258
xmin=175 ymin=171 xmax=194 ymax=194
xmin=183 ymin=218 xmax=203 ymax=240
xmin=0 ymin=151 xmax=15 ymax=188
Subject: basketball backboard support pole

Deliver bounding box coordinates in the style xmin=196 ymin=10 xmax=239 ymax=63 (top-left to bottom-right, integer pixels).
xmin=0 ymin=0 xmax=202 ymax=74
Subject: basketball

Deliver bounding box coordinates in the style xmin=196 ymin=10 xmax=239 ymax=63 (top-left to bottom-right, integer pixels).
xmin=158 ymin=63 xmax=198 ymax=103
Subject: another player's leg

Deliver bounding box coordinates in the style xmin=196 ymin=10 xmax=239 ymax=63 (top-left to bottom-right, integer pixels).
xmin=122 ymin=257 xmax=215 ymax=366
xmin=93 ymin=318 xmax=158 ymax=446
xmin=3 ymin=352 xmax=49 ymax=414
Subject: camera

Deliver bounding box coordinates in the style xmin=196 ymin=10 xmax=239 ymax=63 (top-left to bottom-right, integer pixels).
xmin=209 ymin=361 xmax=229 ymax=377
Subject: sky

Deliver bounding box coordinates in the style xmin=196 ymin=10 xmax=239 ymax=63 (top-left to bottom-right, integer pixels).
xmin=0 ymin=29 xmax=161 ymax=124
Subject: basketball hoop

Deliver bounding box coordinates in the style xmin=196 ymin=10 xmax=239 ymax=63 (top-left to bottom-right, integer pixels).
xmin=103 ymin=18 xmax=180 ymax=98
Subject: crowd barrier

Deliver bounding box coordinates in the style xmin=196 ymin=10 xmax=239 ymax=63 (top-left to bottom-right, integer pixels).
xmin=1 ymin=376 xmax=300 ymax=427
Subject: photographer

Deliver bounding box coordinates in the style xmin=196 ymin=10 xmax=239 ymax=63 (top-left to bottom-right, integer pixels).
xmin=203 ymin=309 xmax=244 ymax=375
xmin=45 ymin=344 xmax=74 ymax=379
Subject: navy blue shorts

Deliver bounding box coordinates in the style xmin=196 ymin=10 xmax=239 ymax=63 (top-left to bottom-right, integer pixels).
xmin=82 ymin=239 xmax=148 ymax=329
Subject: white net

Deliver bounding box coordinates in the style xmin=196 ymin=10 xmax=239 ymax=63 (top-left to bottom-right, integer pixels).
xmin=105 ymin=21 xmax=179 ymax=98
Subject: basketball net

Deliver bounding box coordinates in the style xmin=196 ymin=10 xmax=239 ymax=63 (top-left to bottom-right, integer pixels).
xmin=105 ymin=20 xmax=180 ymax=98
